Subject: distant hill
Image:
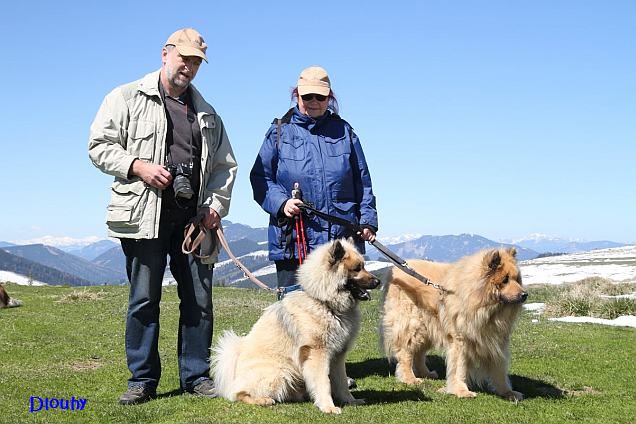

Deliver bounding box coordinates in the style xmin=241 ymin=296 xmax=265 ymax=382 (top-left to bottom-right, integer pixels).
xmin=93 ymin=237 xmax=266 ymax=282
xmin=214 ymin=251 xmax=271 ymax=287
xmin=0 ymin=241 xmax=16 ymax=247
xmin=369 ymin=234 xmax=539 ymax=262
xmin=0 ymin=249 xmax=93 ymax=286
xmin=510 ymin=235 xmax=626 ymax=254
xmin=7 ymin=224 xmax=630 ymax=287
xmin=4 ymin=244 xmax=126 ymax=285
xmin=67 ymin=239 xmax=118 ymax=260
xmin=222 ymin=220 xmax=268 ymax=243
xmin=92 ymin=246 xmax=126 ymax=273
xmin=218 ymin=238 xmax=263 ymax=262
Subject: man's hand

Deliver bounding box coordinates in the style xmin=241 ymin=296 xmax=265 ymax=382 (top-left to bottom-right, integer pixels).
xmin=130 ymin=159 xmax=172 ymax=189
xmin=199 ymin=208 xmax=221 ymax=230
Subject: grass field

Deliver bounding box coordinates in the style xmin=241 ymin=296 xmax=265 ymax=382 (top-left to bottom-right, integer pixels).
xmin=1 ymin=282 xmax=634 ymax=423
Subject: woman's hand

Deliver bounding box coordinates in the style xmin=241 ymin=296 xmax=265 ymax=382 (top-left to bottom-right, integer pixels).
xmin=358 ymin=227 xmax=376 ymax=243
xmin=283 ymin=198 xmax=304 ymax=217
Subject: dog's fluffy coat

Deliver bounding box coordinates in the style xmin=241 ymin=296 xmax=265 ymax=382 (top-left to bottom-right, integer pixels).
xmin=381 ymin=248 xmax=527 ymax=401
xmin=212 ymin=239 xmax=380 ymax=414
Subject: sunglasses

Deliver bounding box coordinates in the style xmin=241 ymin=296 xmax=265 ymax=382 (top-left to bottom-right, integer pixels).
xmin=300 ymin=93 xmax=328 ymax=102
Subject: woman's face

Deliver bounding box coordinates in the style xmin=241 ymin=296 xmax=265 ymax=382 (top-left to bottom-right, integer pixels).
xmin=298 ymin=92 xmax=329 ymax=118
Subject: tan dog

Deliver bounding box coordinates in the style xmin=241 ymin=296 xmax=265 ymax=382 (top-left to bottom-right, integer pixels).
xmin=381 ymin=248 xmax=527 ymax=401
xmin=212 ymin=239 xmax=380 ymax=414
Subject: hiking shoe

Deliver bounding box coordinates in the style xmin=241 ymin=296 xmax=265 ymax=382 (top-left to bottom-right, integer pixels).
xmin=119 ymin=385 xmax=156 ymax=405
xmin=188 ymin=379 xmax=217 ymax=398
xmin=347 ymin=377 xmax=357 ymax=389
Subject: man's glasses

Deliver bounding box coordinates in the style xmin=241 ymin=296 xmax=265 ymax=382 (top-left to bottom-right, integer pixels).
xmin=300 ymin=93 xmax=328 ymax=102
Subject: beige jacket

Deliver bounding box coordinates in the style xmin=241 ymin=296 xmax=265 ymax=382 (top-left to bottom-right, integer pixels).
xmin=88 ymin=70 xmax=238 ymax=263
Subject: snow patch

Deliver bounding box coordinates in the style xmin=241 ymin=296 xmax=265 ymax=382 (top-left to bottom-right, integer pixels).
xmin=520 ymin=245 xmax=636 ymax=285
xmin=11 ymin=235 xmax=104 ymax=248
xmin=549 ymin=315 xmax=636 ymax=328
xmin=0 ymin=271 xmax=47 ymax=286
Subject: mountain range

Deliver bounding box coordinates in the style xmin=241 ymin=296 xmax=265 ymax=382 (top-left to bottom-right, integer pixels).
xmin=503 ymin=234 xmax=625 ymax=254
xmin=1 ymin=221 xmax=630 ymax=287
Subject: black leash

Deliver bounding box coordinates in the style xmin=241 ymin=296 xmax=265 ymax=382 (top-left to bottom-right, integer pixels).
xmin=298 ymin=203 xmax=448 ymax=293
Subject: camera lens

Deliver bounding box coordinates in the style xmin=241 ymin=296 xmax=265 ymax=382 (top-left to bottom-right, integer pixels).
xmin=173 ymin=174 xmax=194 ymax=199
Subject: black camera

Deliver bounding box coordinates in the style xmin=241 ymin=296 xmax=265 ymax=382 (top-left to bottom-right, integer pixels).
xmin=166 ymin=163 xmax=194 ymax=199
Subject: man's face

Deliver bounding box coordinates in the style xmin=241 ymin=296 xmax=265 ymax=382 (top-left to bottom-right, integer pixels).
xmin=162 ymin=46 xmax=202 ymax=90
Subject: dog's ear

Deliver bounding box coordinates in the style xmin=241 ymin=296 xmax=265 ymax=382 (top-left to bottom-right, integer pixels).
xmin=507 ymin=247 xmax=517 ymax=258
xmin=485 ymin=250 xmax=501 ymax=272
xmin=330 ymin=240 xmax=346 ymax=265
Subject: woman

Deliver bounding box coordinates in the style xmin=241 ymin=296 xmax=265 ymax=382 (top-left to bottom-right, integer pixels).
xmin=250 ymin=66 xmax=378 ymax=289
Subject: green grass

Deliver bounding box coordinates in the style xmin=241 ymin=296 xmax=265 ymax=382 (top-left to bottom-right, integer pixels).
xmin=537 ymin=278 xmax=636 ymax=319
xmin=1 ymin=282 xmax=635 ymax=423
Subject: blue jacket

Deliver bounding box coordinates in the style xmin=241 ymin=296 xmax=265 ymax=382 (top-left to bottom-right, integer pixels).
xmin=250 ymin=107 xmax=378 ymax=261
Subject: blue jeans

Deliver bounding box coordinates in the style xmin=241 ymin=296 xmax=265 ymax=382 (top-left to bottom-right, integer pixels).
xmin=275 ymin=259 xmax=299 ymax=288
xmin=120 ymin=207 xmax=213 ymax=391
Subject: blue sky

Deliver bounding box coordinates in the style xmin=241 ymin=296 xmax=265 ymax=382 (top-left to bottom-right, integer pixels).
xmin=0 ymin=0 xmax=634 ymax=245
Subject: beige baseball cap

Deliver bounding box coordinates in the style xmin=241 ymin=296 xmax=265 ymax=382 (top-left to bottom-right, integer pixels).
xmin=165 ymin=28 xmax=208 ymax=63
xmin=297 ymin=66 xmax=331 ymax=96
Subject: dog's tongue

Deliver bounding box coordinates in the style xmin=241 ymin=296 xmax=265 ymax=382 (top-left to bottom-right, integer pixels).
xmin=344 ymin=281 xmax=371 ymax=301
xmin=353 ymin=286 xmax=371 ymax=301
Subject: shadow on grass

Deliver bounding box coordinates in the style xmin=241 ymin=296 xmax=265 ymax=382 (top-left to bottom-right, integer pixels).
xmin=347 ymin=355 xmax=446 ymax=380
xmin=510 ymin=375 xmax=565 ymax=399
xmin=157 ymin=389 xmax=186 ymax=399
xmin=348 ymin=356 xmax=565 ymax=400
xmin=353 ymin=389 xmax=430 ymax=404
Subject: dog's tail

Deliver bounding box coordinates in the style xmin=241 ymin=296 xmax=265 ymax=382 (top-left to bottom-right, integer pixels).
xmin=211 ymin=330 xmax=243 ymax=400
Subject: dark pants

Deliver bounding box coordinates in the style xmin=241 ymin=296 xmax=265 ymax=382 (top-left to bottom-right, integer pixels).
xmin=120 ymin=207 xmax=213 ymax=391
xmin=275 ymin=259 xmax=299 ymax=288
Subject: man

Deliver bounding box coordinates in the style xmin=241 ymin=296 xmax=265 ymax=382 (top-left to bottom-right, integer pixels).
xmin=88 ymin=28 xmax=237 ymax=405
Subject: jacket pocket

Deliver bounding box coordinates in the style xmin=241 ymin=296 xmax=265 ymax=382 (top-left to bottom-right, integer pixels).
xmin=323 ymin=135 xmax=351 ymax=157
xmin=279 ymin=135 xmax=306 ymax=161
xmin=331 ymin=200 xmax=358 ymax=222
xmin=106 ymin=180 xmax=148 ymax=228
xmin=201 ymin=115 xmax=218 ymax=154
xmin=128 ymin=120 xmax=155 ymax=161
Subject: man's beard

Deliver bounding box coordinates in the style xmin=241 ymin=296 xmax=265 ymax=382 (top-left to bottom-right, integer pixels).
xmin=166 ymin=68 xmax=190 ymax=89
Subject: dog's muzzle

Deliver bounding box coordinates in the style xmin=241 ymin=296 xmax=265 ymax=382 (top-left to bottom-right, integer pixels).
xmin=345 ymin=276 xmax=381 ymax=301
xmin=500 ymin=291 xmax=528 ymax=305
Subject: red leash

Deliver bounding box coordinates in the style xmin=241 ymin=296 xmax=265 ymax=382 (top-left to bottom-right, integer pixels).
xmin=295 ymin=215 xmax=307 ymax=264
xmin=292 ymin=182 xmax=307 ymax=264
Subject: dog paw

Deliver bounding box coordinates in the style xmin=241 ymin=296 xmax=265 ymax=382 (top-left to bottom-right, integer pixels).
xmin=320 ymin=405 xmax=342 ymax=414
xmin=502 ymin=390 xmax=524 ymax=402
xmin=454 ymin=390 xmax=478 ymax=398
xmin=255 ymin=397 xmax=276 ymax=406
xmin=401 ymin=377 xmax=423 ymax=385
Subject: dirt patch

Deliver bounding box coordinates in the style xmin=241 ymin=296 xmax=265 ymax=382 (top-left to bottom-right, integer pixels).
xmin=567 ymin=386 xmax=601 ymax=397
xmin=67 ymin=357 xmax=103 ymax=371
xmin=57 ymin=290 xmax=106 ymax=303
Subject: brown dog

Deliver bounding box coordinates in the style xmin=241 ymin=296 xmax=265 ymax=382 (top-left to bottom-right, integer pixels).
xmin=381 ymin=248 xmax=527 ymax=401
xmin=0 ymin=284 xmax=22 ymax=308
